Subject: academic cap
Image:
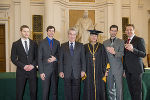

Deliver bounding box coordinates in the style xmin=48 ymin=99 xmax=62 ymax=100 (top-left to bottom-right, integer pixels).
xmin=88 ymin=29 xmax=103 ymax=35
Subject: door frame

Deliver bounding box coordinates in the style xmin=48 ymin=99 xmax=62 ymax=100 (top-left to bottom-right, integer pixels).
xmin=0 ymin=19 xmax=9 ymax=72
xmin=148 ymin=18 xmax=150 ymax=54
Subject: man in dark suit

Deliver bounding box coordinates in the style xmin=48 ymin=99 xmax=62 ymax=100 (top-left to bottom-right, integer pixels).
xmin=38 ymin=26 xmax=60 ymax=100
xmin=123 ymin=24 xmax=146 ymax=100
xmin=11 ymin=25 xmax=38 ymax=100
xmin=59 ymin=27 xmax=86 ymax=100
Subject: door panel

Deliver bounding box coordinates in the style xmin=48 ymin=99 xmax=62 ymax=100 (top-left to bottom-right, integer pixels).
xmin=0 ymin=24 xmax=6 ymax=72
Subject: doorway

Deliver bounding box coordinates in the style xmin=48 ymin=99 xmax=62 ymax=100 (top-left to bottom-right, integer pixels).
xmin=0 ymin=24 xmax=6 ymax=72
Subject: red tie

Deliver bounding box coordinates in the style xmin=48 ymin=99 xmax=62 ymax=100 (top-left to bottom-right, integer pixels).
xmin=50 ymin=41 xmax=52 ymax=49
xmin=126 ymin=39 xmax=130 ymax=51
xmin=127 ymin=39 xmax=131 ymax=44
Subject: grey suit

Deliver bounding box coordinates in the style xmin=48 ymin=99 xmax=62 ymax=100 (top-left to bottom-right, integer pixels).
xmin=59 ymin=41 xmax=86 ymax=100
xmin=103 ymin=38 xmax=124 ymax=100
xmin=38 ymin=38 xmax=60 ymax=100
xmin=59 ymin=41 xmax=86 ymax=79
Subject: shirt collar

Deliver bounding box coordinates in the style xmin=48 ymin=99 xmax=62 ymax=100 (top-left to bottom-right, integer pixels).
xmin=21 ymin=38 xmax=29 ymax=43
xmin=69 ymin=41 xmax=75 ymax=44
xmin=47 ymin=36 xmax=53 ymax=41
xmin=128 ymin=34 xmax=135 ymax=41
xmin=69 ymin=41 xmax=75 ymax=47
xmin=110 ymin=37 xmax=116 ymax=43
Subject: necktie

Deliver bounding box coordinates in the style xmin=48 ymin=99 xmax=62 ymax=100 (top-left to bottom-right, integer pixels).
xmin=25 ymin=41 xmax=28 ymax=55
xmin=127 ymin=39 xmax=131 ymax=44
xmin=126 ymin=39 xmax=131 ymax=51
xmin=50 ymin=41 xmax=52 ymax=49
xmin=70 ymin=43 xmax=74 ymax=56
xmin=110 ymin=38 xmax=115 ymax=47
xmin=110 ymin=39 xmax=114 ymax=47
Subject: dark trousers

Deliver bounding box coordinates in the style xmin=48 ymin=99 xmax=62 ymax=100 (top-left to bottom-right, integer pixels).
xmin=16 ymin=69 xmax=37 ymax=100
xmin=64 ymin=78 xmax=81 ymax=100
xmin=41 ymin=71 xmax=58 ymax=100
xmin=126 ymin=72 xmax=142 ymax=100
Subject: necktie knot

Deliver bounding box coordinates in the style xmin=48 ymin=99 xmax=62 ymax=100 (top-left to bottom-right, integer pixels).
xmin=25 ymin=41 xmax=27 ymax=44
xmin=127 ymin=39 xmax=131 ymax=44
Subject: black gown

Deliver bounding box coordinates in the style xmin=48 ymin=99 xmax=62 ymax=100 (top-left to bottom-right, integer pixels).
xmin=83 ymin=42 xmax=109 ymax=100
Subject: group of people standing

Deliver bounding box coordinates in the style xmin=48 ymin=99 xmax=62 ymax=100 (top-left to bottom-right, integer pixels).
xmin=11 ymin=24 xmax=146 ymax=100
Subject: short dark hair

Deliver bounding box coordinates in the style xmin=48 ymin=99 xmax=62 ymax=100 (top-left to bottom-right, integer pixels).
xmin=110 ymin=25 xmax=118 ymax=31
xmin=46 ymin=26 xmax=55 ymax=32
xmin=20 ymin=25 xmax=29 ymax=31
xmin=126 ymin=24 xmax=135 ymax=29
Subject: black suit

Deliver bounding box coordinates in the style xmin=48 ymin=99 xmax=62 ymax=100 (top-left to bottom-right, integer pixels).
xmin=38 ymin=38 xmax=60 ymax=100
xmin=123 ymin=35 xmax=146 ymax=100
xmin=59 ymin=42 xmax=86 ymax=100
xmin=11 ymin=39 xmax=38 ymax=100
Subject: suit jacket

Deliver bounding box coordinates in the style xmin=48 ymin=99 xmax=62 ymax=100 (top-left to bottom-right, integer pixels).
xmin=103 ymin=38 xmax=124 ymax=75
xmin=123 ymin=35 xmax=146 ymax=74
xmin=11 ymin=38 xmax=38 ymax=72
xmin=38 ymin=38 xmax=60 ymax=75
xmin=59 ymin=42 xmax=86 ymax=79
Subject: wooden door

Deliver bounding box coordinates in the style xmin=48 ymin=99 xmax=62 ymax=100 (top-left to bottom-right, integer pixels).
xmin=0 ymin=24 xmax=6 ymax=72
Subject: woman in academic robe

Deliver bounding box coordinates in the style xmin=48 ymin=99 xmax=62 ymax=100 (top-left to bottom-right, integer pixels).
xmin=83 ymin=29 xmax=109 ymax=100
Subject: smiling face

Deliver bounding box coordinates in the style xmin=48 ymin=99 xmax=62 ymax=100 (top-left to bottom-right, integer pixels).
xmin=110 ymin=28 xmax=118 ymax=38
xmin=47 ymin=28 xmax=55 ymax=38
xmin=125 ymin=26 xmax=135 ymax=38
xmin=20 ymin=28 xmax=30 ymax=39
xmin=90 ymin=34 xmax=98 ymax=43
xmin=68 ymin=30 xmax=77 ymax=42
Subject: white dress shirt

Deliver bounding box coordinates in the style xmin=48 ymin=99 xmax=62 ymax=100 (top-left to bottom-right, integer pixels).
xmin=128 ymin=34 xmax=135 ymax=43
xmin=69 ymin=41 xmax=75 ymax=49
xmin=21 ymin=38 xmax=30 ymax=51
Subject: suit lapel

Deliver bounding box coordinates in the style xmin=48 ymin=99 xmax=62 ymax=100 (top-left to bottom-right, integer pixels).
xmin=113 ymin=38 xmax=118 ymax=46
xmin=28 ymin=39 xmax=33 ymax=55
xmin=18 ymin=39 xmax=28 ymax=55
xmin=74 ymin=42 xmax=78 ymax=56
xmin=44 ymin=38 xmax=52 ymax=56
xmin=66 ymin=42 xmax=70 ymax=55
xmin=52 ymin=39 xmax=57 ymax=54
xmin=108 ymin=39 xmax=112 ymax=46
xmin=130 ymin=35 xmax=136 ymax=44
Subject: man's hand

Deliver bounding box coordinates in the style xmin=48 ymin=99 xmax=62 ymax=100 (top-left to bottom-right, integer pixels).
xmin=59 ymin=72 xmax=64 ymax=78
xmin=28 ymin=65 xmax=34 ymax=71
xmin=24 ymin=65 xmax=34 ymax=71
xmin=81 ymin=71 xmax=85 ymax=78
xmin=125 ymin=43 xmax=133 ymax=52
xmin=48 ymin=56 xmax=56 ymax=63
xmin=123 ymin=71 xmax=126 ymax=78
xmin=106 ymin=47 xmax=116 ymax=55
xmin=40 ymin=73 xmax=46 ymax=80
xmin=105 ymin=70 xmax=109 ymax=76
xmin=24 ymin=65 xmax=29 ymax=71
